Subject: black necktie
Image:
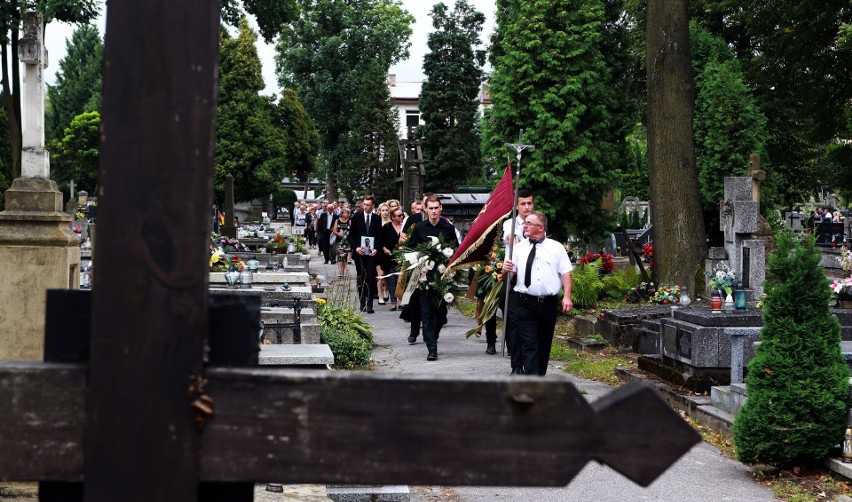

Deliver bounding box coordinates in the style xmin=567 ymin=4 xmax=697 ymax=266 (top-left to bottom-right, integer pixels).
xmin=524 ymin=239 xmax=542 ymax=288
xmin=366 ymin=213 xmax=371 ymax=229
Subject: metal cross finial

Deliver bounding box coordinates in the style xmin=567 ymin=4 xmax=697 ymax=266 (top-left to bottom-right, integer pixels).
xmin=505 ymin=129 xmax=536 ymax=163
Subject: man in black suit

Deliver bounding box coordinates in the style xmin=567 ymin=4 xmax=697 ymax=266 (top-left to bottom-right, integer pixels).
xmin=316 ymin=203 xmax=337 ymax=264
xmin=348 ymin=195 xmax=383 ymax=313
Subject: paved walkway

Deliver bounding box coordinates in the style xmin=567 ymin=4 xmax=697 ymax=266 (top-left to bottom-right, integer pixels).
xmin=307 ymin=252 xmax=776 ymax=502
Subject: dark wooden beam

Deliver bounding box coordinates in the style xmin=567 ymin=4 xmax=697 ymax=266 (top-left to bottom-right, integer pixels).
xmin=86 ymin=0 xmax=221 ymax=500
xmin=0 ymin=364 xmax=699 ymax=488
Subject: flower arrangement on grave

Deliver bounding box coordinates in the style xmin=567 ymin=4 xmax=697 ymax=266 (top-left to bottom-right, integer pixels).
xmin=830 ymin=277 xmax=852 ymax=302
xmin=72 ymin=225 xmax=82 ymax=234
xmin=291 ymin=235 xmax=308 ymax=254
xmin=75 ymin=210 xmax=86 ymax=220
xmin=649 ymin=285 xmax=682 ymax=305
xmin=211 ymin=233 xmax=249 ymax=253
xmin=839 ymin=246 xmax=852 ymax=276
xmin=209 ymin=247 xmax=245 ymax=272
xmin=578 ymin=251 xmax=615 ymax=274
xmin=397 ymin=235 xmax=464 ymax=308
xmin=642 ymin=243 xmax=654 ymax=269
xmin=624 ymin=281 xmax=656 ymax=303
xmin=265 ymin=233 xmax=288 ymax=253
xmin=707 ymin=262 xmax=738 ymax=296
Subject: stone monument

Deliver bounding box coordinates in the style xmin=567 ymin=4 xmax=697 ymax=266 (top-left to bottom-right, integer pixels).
xmin=708 ymin=175 xmax=766 ymax=299
xmin=0 ymin=12 xmax=80 ymax=361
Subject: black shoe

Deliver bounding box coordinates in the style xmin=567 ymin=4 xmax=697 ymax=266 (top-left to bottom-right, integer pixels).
xmin=407 ymin=335 xmax=417 ymax=344
xmin=367 ymin=308 xmax=375 ymax=314
xmin=427 ymin=352 xmax=437 ymax=361
xmin=510 ymin=367 xmax=523 ymax=375
xmin=486 ymin=343 xmax=496 ymax=355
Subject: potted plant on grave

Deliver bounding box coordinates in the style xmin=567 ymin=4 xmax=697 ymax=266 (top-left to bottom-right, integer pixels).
xmin=707 ymin=262 xmax=738 ymax=309
xmin=266 ymin=234 xmax=288 ymax=254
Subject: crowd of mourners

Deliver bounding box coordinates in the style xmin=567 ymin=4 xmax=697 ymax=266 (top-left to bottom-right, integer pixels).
xmin=289 ymin=190 xmax=574 ymax=375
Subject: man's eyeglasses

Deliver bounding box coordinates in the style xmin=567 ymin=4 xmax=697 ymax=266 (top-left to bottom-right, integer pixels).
xmin=523 ymin=221 xmax=543 ymax=227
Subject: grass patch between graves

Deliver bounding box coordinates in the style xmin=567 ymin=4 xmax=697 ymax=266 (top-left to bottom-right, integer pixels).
xmin=548 ymin=338 xmax=634 ymax=385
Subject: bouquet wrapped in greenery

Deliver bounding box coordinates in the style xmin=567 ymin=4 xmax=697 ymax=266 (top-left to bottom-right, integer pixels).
xmin=397 ymin=235 xmax=465 ymax=309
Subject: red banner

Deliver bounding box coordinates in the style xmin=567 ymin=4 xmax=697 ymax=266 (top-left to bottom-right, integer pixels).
xmin=446 ymin=164 xmax=514 ymax=273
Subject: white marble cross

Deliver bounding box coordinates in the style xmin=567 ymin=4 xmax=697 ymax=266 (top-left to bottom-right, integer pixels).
xmin=18 ymin=11 xmax=50 ymax=179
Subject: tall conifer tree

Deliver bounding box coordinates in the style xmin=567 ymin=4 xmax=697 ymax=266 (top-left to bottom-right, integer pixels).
xmin=482 ymin=0 xmax=626 ymax=242
xmin=46 ymin=24 xmax=103 ymax=147
xmin=216 ymin=19 xmax=284 ymax=203
xmin=419 ymin=0 xmax=485 ymax=192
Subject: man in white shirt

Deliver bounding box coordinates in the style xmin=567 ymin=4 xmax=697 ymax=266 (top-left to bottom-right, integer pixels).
xmin=503 ymin=211 xmax=573 ymax=376
xmin=502 ymin=189 xmax=535 ymax=245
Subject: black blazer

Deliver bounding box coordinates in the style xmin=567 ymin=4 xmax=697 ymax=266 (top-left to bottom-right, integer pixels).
xmin=348 ymin=211 xmax=383 ymax=252
xmin=316 ymin=211 xmax=337 ymax=237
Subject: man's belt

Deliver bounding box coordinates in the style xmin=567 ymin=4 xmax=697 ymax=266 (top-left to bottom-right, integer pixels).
xmin=513 ymin=291 xmax=558 ymax=303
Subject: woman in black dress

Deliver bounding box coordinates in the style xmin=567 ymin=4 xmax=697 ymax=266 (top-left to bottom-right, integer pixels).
xmin=378 ymin=207 xmax=406 ymax=310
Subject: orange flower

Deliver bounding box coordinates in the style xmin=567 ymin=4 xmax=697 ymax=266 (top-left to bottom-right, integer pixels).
xmin=492 ymin=244 xmax=498 ymax=250
xmin=496 ymin=262 xmax=503 ymax=269
xmin=485 ymin=266 xmax=493 ymax=273
xmin=490 ymin=252 xmax=497 ymax=259
xmin=496 ymin=273 xmax=503 ymax=281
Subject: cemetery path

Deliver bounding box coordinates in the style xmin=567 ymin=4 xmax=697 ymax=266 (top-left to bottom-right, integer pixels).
xmin=308 ymin=254 xmax=777 ymax=502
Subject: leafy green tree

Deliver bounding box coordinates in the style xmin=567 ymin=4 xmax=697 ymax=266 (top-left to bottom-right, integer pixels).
xmin=1 ymin=0 xmax=99 ymax=180
xmin=734 ymin=232 xmax=851 ymax=466
xmin=275 ymin=0 xmax=413 ymax=199
xmin=419 ymin=0 xmax=485 ymax=192
xmin=221 ymin=0 xmax=297 ymax=42
xmin=51 ymin=110 xmax=100 ymax=193
xmin=46 ymin=24 xmax=103 ymax=148
xmin=344 ymin=62 xmax=399 ymax=201
xmin=695 ymin=0 xmax=852 ymax=205
xmin=267 ymin=88 xmax=320 ymax=183
xmin=482 ymin=0 xmax=626 ymax=242
xmin=216 ymin=19 xmax=285 ymax=203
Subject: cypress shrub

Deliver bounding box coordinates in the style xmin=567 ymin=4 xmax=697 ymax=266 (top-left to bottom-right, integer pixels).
xmin=733 ymin=232 xmax=851 ymax=466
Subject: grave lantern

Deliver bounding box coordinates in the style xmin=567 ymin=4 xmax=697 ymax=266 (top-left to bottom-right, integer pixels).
xmin=247 ymin=254 xmax=260 ymax=272
xmin=734 ymin=282 xmax=748 ymax=310
xmin=224 ymin=263 xmax=240 ymax=288
xmin=239 ymin=267 xmax=253 ymax=288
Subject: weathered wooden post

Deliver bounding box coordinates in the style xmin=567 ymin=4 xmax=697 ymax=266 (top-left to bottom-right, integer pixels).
xmin=85 ymin=0 xmax=220 ymax=499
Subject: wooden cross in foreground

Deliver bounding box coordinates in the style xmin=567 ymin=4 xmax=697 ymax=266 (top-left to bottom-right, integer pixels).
xmin=0 ymin=2 xmax=700 ymax=501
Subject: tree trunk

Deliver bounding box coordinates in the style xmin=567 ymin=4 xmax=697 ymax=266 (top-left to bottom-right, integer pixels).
xmin=646 ymin=0 xmax=706 ymax=292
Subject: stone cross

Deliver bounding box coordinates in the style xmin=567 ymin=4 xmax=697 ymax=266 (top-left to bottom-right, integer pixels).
xmin=745 ymin=154 xmax=766 ymax=210
xmin=18 ymin=11 xmax=50 ymax=179
xmin=718 ymin=177 xmax=765 ymax=296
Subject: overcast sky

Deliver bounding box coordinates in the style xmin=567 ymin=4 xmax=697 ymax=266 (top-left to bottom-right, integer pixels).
xmin=39 ymin=0 xmax=496 ymax=95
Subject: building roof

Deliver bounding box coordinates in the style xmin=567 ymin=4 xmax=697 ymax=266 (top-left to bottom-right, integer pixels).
xmin=389 ymin=80 xmax=423 ymax=100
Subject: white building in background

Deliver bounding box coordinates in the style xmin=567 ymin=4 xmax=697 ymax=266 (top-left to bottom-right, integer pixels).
xmin=387 ymin=74 xmax=492 ymax=140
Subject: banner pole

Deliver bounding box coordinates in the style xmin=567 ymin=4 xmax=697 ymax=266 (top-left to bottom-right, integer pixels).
xmin=501 ymin=130 xmax=535 ymax=359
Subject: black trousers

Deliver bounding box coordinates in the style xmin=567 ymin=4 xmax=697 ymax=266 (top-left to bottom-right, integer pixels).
xmin=355 ymin=254 xmax=376 ymax=309
xmin=419 ymin=290 xmax=446 ymax=353
xmin=508 ymin=291 xmax=559 ymax=375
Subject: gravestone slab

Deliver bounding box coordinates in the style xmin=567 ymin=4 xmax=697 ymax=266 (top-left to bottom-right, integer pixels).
xmin=258 ymin=344 xmax=333 ymax=366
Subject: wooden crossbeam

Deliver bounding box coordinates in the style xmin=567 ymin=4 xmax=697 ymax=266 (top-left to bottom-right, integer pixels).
xmin=0 ymin=363 xmax=699 ymax=488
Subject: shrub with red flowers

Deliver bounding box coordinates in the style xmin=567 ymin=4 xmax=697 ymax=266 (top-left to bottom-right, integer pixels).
xmin=642 ymin=243 xmax=654 ymax=269
xmin=578 ymin=252 xmax=615 ymax=274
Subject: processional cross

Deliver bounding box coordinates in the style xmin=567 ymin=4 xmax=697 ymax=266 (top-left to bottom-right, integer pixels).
xmin=0 ymin=3 xmax=699 ymax=501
